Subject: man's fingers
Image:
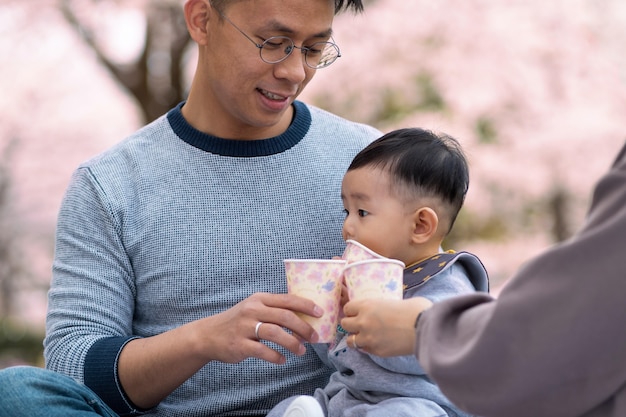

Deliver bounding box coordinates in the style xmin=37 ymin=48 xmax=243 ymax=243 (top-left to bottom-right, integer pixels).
xmin=262 ymin=293 xmax=323 ymax=318
xmin=246 ymin=339 xmax=288 ymax=365
xmin=252 ymin=322 xmax=307 ymax=358
xmin=252 ymin=294 xmax=321 ymax=343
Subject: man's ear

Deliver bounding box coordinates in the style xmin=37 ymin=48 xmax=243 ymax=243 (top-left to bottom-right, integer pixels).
xmin=184 ymin=0 xmax=211 ymax=45
xmin=411 ymin=207 xmax=439 ymax=244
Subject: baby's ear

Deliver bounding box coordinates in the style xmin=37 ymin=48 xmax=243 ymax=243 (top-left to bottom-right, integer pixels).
xmin=411 ymin=207 xmax=438 ymax=244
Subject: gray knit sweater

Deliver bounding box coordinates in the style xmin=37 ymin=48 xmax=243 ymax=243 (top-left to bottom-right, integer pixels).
xmin=44 ymin=101 xmax=380 ymax=416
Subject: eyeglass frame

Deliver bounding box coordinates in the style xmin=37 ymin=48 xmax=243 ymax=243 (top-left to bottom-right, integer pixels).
xmin=211 ymin=5 xmax=342 ymax=69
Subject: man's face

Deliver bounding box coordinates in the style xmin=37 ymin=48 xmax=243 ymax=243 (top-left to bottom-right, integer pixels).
xmin=199 ymin=0 xmax=335 ymax=138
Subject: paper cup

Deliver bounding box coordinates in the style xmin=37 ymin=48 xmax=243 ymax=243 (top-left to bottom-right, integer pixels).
xmin=343 ymin=258 xmax=405 ymax=301
xmin=284 ymin=259 xmax=346 ymax=342
xmin=342 ymin=239 xmax=386 ymax=263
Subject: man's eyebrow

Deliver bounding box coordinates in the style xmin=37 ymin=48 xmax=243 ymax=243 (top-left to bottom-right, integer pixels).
xmin=262 ymin=19 xmax=333 ymax=38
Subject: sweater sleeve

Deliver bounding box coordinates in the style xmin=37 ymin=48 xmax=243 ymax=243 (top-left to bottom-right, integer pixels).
xmin=415 ymin=143 xmax=626 ymax=417
xmin=85 ymin=337 xmax=144 ymax=416
xmin=44 ymin=166 xmax=139 ymax=415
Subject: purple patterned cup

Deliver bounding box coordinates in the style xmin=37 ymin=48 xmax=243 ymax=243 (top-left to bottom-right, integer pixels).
xmin=342 ymin=239 xmax=386 ymax=263
xmin=343 ymin=258 xmax=405 ymax=301
xmin=284 ymin=259 xmax=347 ymax=342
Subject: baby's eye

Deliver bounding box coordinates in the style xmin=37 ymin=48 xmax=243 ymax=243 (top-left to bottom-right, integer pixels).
xmin=342 ymin=208 xmax=349 ymax=217
xmin=358 ymin=209 xmax=369 ymax=217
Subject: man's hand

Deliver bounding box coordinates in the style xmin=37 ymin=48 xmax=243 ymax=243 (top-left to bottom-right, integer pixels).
xmin=198 ymin=292 xmax=323 ymax=365
xmin=118 ymin=292 xmax=322 ymax=408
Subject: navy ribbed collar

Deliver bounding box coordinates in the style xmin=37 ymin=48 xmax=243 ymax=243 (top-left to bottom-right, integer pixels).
xmin=167 ymin=101 xmax=311 ymax=157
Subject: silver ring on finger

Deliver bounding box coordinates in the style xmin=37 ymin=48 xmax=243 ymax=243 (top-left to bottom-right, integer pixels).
xmin=254 ymin=321 xmax=264 ymax=340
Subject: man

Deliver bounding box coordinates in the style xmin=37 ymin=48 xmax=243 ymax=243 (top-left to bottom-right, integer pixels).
xmin=0 ymin=0 xmax=379 ymax=416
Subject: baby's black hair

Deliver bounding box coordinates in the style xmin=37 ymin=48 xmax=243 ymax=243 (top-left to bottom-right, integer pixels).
xmin=348 ymin=128 xmax=469 ymax=232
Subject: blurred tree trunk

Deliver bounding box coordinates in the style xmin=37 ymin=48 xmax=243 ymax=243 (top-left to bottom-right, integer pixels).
xmin=548 ymin=187 xmax=571 ymax=243
xmin=59 ymin=0 xmax=192 ymax=123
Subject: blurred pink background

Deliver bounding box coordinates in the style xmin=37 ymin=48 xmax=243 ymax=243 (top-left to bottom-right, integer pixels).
xmin=1 ymin=0 xmax=625 ymax=336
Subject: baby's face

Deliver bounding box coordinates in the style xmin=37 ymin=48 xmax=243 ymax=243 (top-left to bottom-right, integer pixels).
xmin=341 ymin=167 xmax=417 ymax=264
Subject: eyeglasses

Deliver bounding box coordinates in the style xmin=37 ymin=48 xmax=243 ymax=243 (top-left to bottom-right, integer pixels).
xmin=214 ymin=8 xmax=341 ymax=69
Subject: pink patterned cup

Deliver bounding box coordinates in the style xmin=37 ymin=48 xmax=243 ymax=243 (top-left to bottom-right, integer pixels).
xmin=343 ymin=258 xmax=405 ymax=301
xmin=284 ymin=259 xmax=347 ymax=342
xmin=342 ymin=239 xmax=386 ymax=263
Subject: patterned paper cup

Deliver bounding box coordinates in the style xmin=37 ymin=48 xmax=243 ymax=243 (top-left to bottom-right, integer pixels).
xmin=341 ymin=239 xmax=386 ymax=263
xmin=343 ymin=258 xmax=405 ymax=301
xmin=284 ymin=259 xmax=347 ymax=342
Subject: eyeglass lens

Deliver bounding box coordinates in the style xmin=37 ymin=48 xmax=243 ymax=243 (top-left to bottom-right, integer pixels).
xmin=260 ymin=36 xmax=339 ymax=69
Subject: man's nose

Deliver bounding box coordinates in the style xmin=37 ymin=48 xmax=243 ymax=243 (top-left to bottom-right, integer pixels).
xmin=273 ymin=48 xmax=308 ymax=83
